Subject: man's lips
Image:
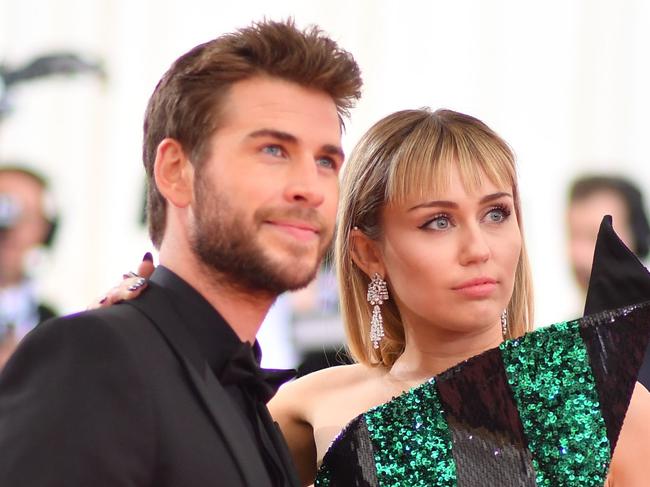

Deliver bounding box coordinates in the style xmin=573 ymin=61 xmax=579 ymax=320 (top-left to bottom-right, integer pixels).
xmin=265 ymin=219 xmax=320 ymax=241
xmin=452 ymin=277 xmax=498 ymax=298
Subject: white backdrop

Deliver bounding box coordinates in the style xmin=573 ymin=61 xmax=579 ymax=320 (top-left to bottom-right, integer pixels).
xmin=1 ymin=0 xmax=649 ymax=328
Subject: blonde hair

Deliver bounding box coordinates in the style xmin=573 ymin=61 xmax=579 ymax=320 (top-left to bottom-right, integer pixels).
xmin=335 ymin=108 xmax=534 ymax=368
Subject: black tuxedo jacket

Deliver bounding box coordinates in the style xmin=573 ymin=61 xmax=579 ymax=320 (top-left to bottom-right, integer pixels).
xmin=0 ymin=282 xmax=299 ymax=487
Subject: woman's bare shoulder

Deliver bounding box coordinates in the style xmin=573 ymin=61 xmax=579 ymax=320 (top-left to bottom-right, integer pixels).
xmin=271 ymin=362 xmax=382 ymax=413
xmin=287 ymin=364 xmax=378 ymax=389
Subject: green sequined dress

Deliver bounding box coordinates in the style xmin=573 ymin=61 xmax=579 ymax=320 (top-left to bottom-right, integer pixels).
xmin=315 ymin=218 xmax=650 ymax=487
xmin=316 ymin=304 xmax=649 ymax=486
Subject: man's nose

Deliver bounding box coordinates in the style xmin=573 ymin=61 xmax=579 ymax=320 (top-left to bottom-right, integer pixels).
xmin=282 ymin=158 xmax=325 ymax=207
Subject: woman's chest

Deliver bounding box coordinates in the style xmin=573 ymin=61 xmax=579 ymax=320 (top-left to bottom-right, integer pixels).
xmin=309 ymin=380 xmax=404 ymax=465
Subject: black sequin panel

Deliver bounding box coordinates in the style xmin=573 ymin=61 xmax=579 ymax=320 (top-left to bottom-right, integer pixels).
xmin=437 ymin=348 xmax=537 ymax=486
xmin=316 ymin=416 xmax=378 ymax=487
xmin=579 ymin=302 xmax=650 ymax=451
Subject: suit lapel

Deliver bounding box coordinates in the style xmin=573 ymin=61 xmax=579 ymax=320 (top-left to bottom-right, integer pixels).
xmin=125 ymin=284 xmax=270 ymax=487
xmin=257 ymin=405 xmax=301 ymax=487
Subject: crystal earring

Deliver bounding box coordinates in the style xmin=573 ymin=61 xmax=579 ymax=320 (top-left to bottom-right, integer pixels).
xmin=367 ymin=273 xmax=389 ymax=349
xmin=501 ymin=309 xmax=508 ymax=339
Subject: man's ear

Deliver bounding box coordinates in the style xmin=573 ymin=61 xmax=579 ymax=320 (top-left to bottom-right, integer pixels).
xmin=153 ymin=138 xmax=194 ymax=208
xmin=350 ymin=227 xmax=386 ymax=279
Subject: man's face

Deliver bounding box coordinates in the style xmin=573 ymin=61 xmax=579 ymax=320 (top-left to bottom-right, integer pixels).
xmin=567 ymin=190 xmax=633 ymax=292
xmin=189 ymin=76 xmax=343 ymax=295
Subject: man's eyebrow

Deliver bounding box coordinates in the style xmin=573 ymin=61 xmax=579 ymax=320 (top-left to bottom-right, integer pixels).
xmin=408 ymin=192 xmax=513 ymax=211
xmin=321 ymin=144 xmax=345 ymax=160
xmin=247 ymin=129 xmax=298 ymax=143
xmin=247 ymin=129 xmax=344 ymax=160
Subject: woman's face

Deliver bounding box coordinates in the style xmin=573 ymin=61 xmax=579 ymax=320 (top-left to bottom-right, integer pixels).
xmin=378 ymin=166 xmax=521 ymax=335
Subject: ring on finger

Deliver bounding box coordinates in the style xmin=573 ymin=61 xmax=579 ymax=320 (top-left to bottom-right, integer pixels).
xmin=127 ymin=277 xmax=147 ymax=292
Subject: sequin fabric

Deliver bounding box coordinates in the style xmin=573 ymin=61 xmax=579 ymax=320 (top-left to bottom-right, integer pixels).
xmin=316 ymin=416 xmax=377 ymax=486
xmin=315 ymin=303 xmax=650 ymax=487
xmin=579 ymin=304 xmax=650 ymax=451
xmin=315 ymin=380 xmax=456 ymax=487
xmin=435 ymin=349 xmax=537 ymax=486
xmin=364 ymin=379 xmax=456 ymax=486
xmin=500 ymin=320 xmax=610 ymax=486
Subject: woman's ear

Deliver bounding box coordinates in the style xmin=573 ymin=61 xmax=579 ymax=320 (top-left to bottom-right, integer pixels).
xmin=153 ymin=138 xmax=194 ymax=208
xmin=350 ymin=227 xmax=386 ymax=279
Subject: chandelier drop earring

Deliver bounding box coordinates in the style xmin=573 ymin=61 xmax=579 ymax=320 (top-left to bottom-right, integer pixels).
xmin=501 ymin=309 xmax=508 ymax=339
xmin=367 ymin=273 xmax=389 ymax=349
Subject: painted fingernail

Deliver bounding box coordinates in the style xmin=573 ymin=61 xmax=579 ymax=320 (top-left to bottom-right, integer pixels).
xmin=143 ymin=252 xmax=153 ymax=262
xmin=99 ymin=296 xmax=107 ymax=304
xmin=128 ymin=285 xmax=137 ymax=291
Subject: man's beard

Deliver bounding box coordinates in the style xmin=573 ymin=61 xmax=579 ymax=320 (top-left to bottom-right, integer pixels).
xmin=189 ymin=178 xmax=330 ymax=296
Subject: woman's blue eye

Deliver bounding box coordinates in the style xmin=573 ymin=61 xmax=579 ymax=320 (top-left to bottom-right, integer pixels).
xmin=486 ymin=206 xmax=510 ymax=223
xmin=424 ymin=216 xmax=451 ymax=230
xmin=434 ymin=217 xmax=450 ymax=229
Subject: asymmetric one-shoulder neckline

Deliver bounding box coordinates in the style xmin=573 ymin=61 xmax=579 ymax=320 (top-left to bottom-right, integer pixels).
xmin=316 ymin=303 xmax=650 ymax=486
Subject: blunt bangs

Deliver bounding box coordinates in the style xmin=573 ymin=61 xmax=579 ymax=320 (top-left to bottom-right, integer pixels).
xmin=386 ymin=115 xmax=516 ymax=207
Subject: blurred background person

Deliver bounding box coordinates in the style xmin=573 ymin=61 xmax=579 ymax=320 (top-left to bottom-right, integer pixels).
xmin=567 ymin=174 xmax=650 ymax=295
xmin=566 ymin=174 xmax=650 ymax=389
xmin=0 ymin=166 xmax=58 ymax=367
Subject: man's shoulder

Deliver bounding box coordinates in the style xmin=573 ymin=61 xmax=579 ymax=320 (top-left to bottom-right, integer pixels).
xmin=18 ymin=300 xmax=162 ymax=370
xmin=42 ymin=281 xmax=177 ymax=334
xmin=38 ymin=301 xmax=150 ymax=341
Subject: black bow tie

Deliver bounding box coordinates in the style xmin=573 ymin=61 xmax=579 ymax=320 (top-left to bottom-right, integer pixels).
xmin=218 ymin=343 xmax=296 ymax=403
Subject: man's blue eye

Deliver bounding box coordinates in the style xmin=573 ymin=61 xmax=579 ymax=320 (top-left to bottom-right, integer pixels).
xmin=317 ymin=157 xmax=335 ymax=169
xmin=262 ymin=145 xmax=284 ymax=157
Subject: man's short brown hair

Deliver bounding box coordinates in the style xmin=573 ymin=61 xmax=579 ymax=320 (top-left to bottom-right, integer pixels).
xmin=143 ymin=19 xmax=363 ymax=248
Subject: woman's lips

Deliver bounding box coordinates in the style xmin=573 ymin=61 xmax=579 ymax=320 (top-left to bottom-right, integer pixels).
xmin=452 ymin=277 xmax=497 ymax=298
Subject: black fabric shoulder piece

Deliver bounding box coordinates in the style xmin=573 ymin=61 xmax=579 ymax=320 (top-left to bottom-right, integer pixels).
xmin=584 ymin=215 xmax=650 ymax=389
xmin=584 ymin=215 xmax=650 ymax=315
xmin=580 ymin=303 xmax=650 ymax=450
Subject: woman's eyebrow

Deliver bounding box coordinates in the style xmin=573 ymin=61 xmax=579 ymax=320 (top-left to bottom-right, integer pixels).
xmin=408 ymin=192 xmax=512 ymax=212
